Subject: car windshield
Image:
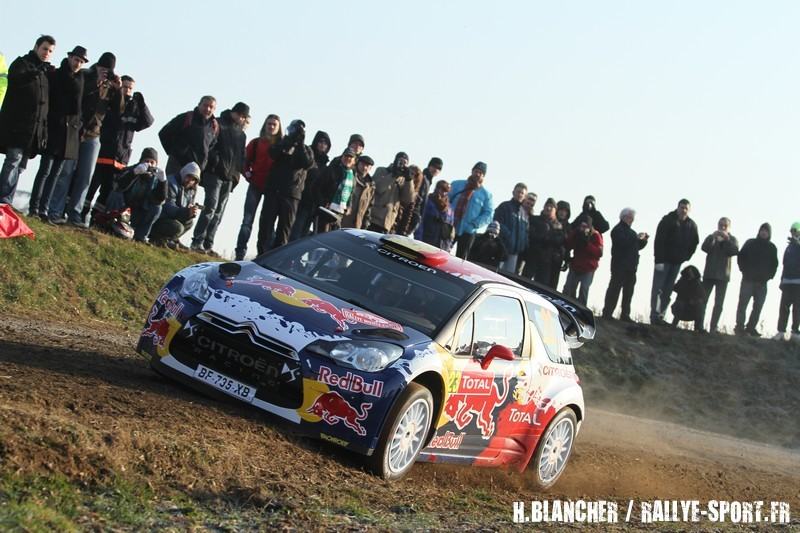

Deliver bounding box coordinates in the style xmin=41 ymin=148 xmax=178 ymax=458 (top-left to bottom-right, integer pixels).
xmin=255 ymin=233 xmax=473 ymax=336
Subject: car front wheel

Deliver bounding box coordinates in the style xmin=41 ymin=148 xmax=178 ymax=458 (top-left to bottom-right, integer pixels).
xmin=531 ymin=408 xmax=577 ymax=489
xmin=369 ymin=383 xmax=433 ymax=481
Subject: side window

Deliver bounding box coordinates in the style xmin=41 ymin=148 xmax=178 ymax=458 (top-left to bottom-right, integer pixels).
xmin=455 ymin=314 xmax=474 ymax=355
xmin=526 ymin=302 xmax=572 ymax=365
xmin=472 ymin=295 xmax=525 ymax=357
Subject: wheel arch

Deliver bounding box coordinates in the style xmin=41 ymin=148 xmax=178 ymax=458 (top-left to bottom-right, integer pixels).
xmin=410 ymin=371 xmax=445 ymax=446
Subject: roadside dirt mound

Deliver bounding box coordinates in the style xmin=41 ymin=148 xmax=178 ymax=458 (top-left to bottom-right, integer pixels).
xmin=1 ymin=317 xmax=798 ymax=528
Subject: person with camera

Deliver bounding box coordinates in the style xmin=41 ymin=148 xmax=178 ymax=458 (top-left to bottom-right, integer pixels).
xmin=571 ymin=194 xmax=610 ymax=234
xmin=700 ymin=217 xmax=740 ymax=333
xmin=47 ymin=51 xmax=120 ymax=226
xmin=470 ymin=221 xmax=508 ymax=268
xmin=83 ymin=74 xmax=154 ymax=224
xmin=449 ymin=161 xmax=493 ymax=259
xmin=148 ymin=161 xmax=201 ymax=249
xmin=602 ymin=207 xmax=649 ymax=322
xmin=28 ymin=46 xmax=86 ymax=219
xmin=368 ymin=152 xmax=416 ymax=234
xmin=414 ymin=179 xmax=454 ymax=252
xmin=290 ymin=130 xmax=331 ymax=241
xmin=106 ymin=147 xmax=167 ymax=242
xmin=0 ymin=35 xmax=55 ymax=206
xmin=563 ymin=217 xmax=604 ymax=305
xmin=522 ymin=197 xmax=567 ymax=289
xmin=191 ymin=102 xmax=249 ymax=256
xmin=341 ymin=155 xmax=376 ymax=230
xmin=256 ymin=119 xmax=314 ymax=253
xmin=158 ymin=95 xmax=219 ymax=175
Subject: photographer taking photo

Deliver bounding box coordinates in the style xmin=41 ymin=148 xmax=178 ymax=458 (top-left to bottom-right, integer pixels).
xmin=256 ymin=119 xmax=314 ymax=253
xmin=368 ymin=151 xmax=415 ymax=234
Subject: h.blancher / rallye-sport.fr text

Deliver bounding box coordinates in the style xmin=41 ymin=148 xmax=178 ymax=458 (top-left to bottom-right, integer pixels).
xmin=138 ymin=230 xmax=595 ymax=485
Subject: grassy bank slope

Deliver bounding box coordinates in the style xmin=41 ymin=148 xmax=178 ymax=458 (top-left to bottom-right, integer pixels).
xmin=0 ymin=217 xmax=204 ymax=329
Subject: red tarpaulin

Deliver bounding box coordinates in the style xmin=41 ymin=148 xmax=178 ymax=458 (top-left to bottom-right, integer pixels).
xmin=0 ymin=204 xmax=35 ymax=239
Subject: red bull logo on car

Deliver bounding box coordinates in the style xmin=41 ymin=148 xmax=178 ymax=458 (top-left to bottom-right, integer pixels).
xmin=237 ymin=277 xmax=403 ymax=332
xmin=444 ymin=372 xmax=511 ymax=439
xmin=428 ymin=431 xmax=465 ymax=450
xmin=142 ymin=318 xmax=171 ymax=350
xmin=307 ymin=391 xmax=372 ymax=436
xmin=318 ymin=366 xmax=385 ymax=398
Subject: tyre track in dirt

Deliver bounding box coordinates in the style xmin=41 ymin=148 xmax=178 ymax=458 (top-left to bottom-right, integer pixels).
xmin=1 ymin=316 xmax=798 ymax=528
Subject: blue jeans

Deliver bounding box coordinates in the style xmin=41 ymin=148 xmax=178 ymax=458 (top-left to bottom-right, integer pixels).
xmin=46 ymin=159 xmax=78 ymax=221
xmin=235 ymin=183 xmax=263 ymax=260
xmin=192 ymin=173 xmax=232 ymax=249
xmin=0 ymin=147 xmax=25 ymax=205
xmin=650 ymin=262 xmax=682 ymax=321
xmin=563 ymin=269 xmax=595 ymax=305
xmin=29 ymin=155 xmax=66 ymax=216
xmin=65 ymin=137 xmax=101 ymax=224
xmin=131 ymin=203 xmax=163 ymax=242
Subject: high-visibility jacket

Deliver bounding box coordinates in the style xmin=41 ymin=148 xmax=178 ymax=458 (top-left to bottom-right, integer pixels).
xmin=0 ymin=53 xmax=8 ymax=107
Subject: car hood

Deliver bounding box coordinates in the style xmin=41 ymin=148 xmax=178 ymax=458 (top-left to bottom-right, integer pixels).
xmin=198 ymin=262 xmax=431 ymax=350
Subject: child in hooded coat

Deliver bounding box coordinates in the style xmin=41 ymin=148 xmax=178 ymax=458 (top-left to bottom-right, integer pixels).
xmin=671 ymin=264 xmax=707 ymax=331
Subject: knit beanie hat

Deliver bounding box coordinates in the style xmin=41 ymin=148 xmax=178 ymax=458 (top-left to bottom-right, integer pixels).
xmin=180 ymin=162 xmax=201 ymax=180
xmin=487 ymin=221 xmax=501 ymax=236
xmin=349 ymin=133 xmax=365 ymax=148
xmin=473 ymin=161 xmax=488 ymax=174
xmin=97 ymin=52 xmax=116 ymax=69
xmin=544 ymin=197 xmax=557 ymax=209
xmin=140 ymin=147 xmax=159 ymax=163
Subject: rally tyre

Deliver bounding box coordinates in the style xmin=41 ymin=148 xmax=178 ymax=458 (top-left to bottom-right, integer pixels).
xmin=530 ymin=408 xmax=577 ymax=490
xmin=368 ymin=383 xmax=433 ymax=481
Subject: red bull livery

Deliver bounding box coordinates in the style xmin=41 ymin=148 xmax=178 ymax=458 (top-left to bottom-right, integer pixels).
xmin=139 ymin=230 xmax=595 ymax=485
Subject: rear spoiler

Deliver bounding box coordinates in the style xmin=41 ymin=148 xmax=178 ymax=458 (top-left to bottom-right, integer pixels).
xmin=477 ymin=264 xmax=596 ymax=344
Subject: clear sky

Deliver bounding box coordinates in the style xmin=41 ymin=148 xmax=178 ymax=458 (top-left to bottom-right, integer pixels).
xmin=4 ymin=1 xmax=799 ymax=334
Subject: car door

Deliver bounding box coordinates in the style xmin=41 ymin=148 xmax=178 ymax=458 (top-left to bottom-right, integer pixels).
xmin=432 ymin=288 xmax=528 ymax=458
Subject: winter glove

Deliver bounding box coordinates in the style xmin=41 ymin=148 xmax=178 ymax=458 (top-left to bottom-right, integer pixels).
xmin=155 ymin=168 xmax=166 ymax=182
xmin=654 ymin=263 xmax=665 ymax=272
xmin=133 ymin=162 xmax=150 ymax=175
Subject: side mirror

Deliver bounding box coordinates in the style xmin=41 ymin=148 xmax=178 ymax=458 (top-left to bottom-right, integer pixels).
xmin=480 ymin=344 xmax=515 ymax=370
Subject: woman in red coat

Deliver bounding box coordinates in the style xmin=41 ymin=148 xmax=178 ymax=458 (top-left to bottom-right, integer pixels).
xmin=563 ymin=217 xmax=604 ymax=304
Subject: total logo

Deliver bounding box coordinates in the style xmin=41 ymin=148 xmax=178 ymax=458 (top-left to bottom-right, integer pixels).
xmin=317 ymin=366 xmax=385 ymax=398
xmin=508 ymin=407 xmax=543 ymax=427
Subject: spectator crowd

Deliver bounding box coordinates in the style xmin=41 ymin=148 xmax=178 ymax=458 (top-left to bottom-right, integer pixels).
xmin=1 ymin=36 xmax=798 ymax=342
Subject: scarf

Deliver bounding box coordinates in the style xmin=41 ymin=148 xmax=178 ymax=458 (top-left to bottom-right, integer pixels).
xmin=331 ymin=168 xmax=355 ymax=213
xmin=453 ymin=181 xmax=477 ymax=232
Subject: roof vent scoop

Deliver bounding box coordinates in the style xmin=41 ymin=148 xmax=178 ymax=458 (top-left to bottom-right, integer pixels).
xmin=218 ymin=262 xmax=242 ymax=280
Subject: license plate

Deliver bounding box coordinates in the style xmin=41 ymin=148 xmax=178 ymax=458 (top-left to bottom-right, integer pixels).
xmin=194 ymin=365 xmax=257 ymax=403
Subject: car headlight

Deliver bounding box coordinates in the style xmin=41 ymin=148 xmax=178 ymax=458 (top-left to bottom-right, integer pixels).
xmin=306 ymin=340 xmax=403 ymax=372
xmin=179 ymin=268 xmax=212 ymax=303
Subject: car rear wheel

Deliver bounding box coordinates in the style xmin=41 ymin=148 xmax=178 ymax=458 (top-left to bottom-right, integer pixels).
xmin=531 ymin=408 xmax=577 ymax=490
xmin=368 ymin=383 xmax=433 ymax=481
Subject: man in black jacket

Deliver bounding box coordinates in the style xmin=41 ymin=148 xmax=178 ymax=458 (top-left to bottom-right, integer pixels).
xmin=650 ymin=199 xmax=699 ymax=325
xmin=522 ymin=198 xmax=567 ymax=289
xmin=734 ymin=223 xmax=778 ymax=336
xmin=84 ymin=74 xmax=154 ymax=222
xmin=28 ymin=46 xmax=86 ymax=219
xmin=290 ymin=130 xmax=331 ymax=241
xmin=256 ymin=119 xmax=314 ymax=253
xmin=602 ymin=208 xmax=649 ymax=321
xmin=110 ymin=147 xmax=167 ymax=242
xmin=190 ymin=102 xmax=248 ymax=256
xmin=571 ymin=195 xmax=610 ymax=234
xmin=0 ymin=35 xmax=54 ymax=205
xmin=159 ymin=95 xmax=219 ymax=174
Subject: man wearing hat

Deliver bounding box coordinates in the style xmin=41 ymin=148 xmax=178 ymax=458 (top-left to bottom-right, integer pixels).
xmin=314 ymin=147 xmax=357 ymax=234
xmin=47 ymin=51 xmax=121 ymax=226
xmin=449 ymin=161 xmax=493 ymax=259
xmin=523 ymin=197 xmax=568 ymax=289
xmin=341 ymin=154 xmax=375 ymax=230
xmin=0 ymin=35 xmax=55 ymax=206
xmin=28 ymin=45 xmax=87 ymax=219
xmin=773 ymin=222 xmax=800 ymax=341
xmin=191 ymin=102 xmax=249 ymax=256
xmin=148 ymin=162 xmax=201 ymax=249
xmin=413 ymin=156 xmax=443 ymax=234
xmin=83 ymin=71 xmax=154 ymax=224
xmin=290 ymin=130 xmax=332 ymax=241
xmin=571 ymin=194 xmax=610 ymax=234
xmin=368 ymin=151 xmax=415 ymax=234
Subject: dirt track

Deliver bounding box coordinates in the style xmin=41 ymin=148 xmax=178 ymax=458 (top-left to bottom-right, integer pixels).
xmin=1 ymin=316 xmax=798 ymax=528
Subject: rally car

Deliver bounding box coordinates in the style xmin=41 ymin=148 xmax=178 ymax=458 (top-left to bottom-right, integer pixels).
xmin=138 ymin=230 xmax=595 ymax=486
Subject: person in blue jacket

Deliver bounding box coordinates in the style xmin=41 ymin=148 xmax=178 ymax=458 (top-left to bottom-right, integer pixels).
xmin=493 ymin=182 xmax=529 ymax=272
xmin=148 ymin=162 xmax=200 ymax=249
xmin=449 ymin=161 xmax=493 ymax=260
